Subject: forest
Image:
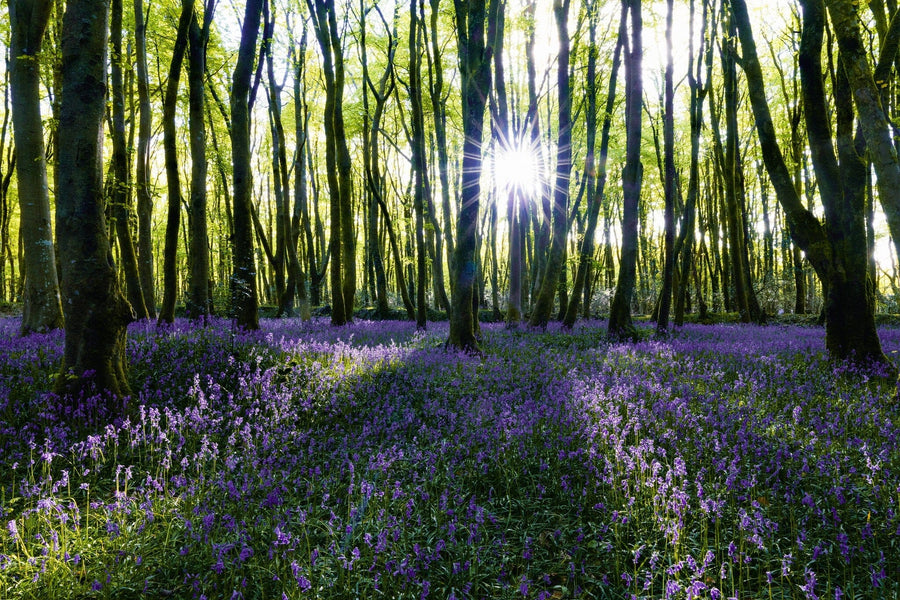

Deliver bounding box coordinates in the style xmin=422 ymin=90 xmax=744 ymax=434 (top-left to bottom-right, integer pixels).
xmin=1 ymin=0 xmax=900 ymax=597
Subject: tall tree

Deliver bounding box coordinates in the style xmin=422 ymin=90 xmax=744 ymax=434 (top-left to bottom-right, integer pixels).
xmin=291 ymin=18 xmax=321 ymax=314
xmin=231 ymin=0 xmax=264 ymax=330
xmin=428 ymin=0 xmax=456 ymax=275
xmin=731 ymin=0 xmax=892 ymax=369
xmin=720 ymin=13 xmax=753 ymax=323
xmin=56 ymin=0 xmax=133 ymax=396
xmin=486 ymin=0 xmax=522 ymax=327
xmin=0 ymin=75 xmax=14 ymax=305
xmin=449 ymin=0 xmax=493 ymax=351
xmin=133 ymin=0 xmax=156 ymax=317
xmin=359 ymin=2 xmax=394 ymax=317
xmin=418 ymin=0 xmax=451 ymax=315
xmin=308 ymin=0 xmax=355 ymax=325
xmin=674 ymin=0 xmax=711 ymax=326
xmin=268 ymin=9 xmax=306 ymax=318
xmin=110 ymin=0 xmax=149 ymax=320
xmin=409 ymin=0 xmax=429 ymax=329
xmin=158 ymin=1 xmax=193 ymax=324
xmin=530 ymin=0 xmax=572 ymax=328
xmin=187 ymin=1 xmax=216 ymax=320
xmin=655 ymin=0 xmax=676 ymax=334
xmin=8 ymin=0 xmax=64 ymax=334
xmin=608 ymin=0 xmax=643 ymax=341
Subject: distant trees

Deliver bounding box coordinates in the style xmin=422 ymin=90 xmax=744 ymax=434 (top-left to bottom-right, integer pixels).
xmin=6 ymin=0 xmax=900 ymax=397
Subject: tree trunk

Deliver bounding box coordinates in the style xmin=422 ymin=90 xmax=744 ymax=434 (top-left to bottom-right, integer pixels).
xmin=410 ymin=0 xmax=428 ymax=329
xmin=133 ymin=0 xmax=156 ymax=317
xmin=733 ymin=0 xmax=892 ymax=371
xmin=656 ymin=0 xmax=676 ymax=335
xmin=359 ymin=2 xmax=392 ymax=317
xmin=608 ymin=0 xmax=642 ymax=342
xmin=0 ymin=82 xmax=12 ymax=304
xmin=158 ymin=1 xmax=192 ymax=325
xmin=8 ymin=0 xmax=64 ymax=334
xmin=56 ymin=0 xmax=133 ymax=397
xmin=826 ymin=0 xmax=900 ymax=265
xmin=799 ymin=0 xmax=887 ymax=364
xmin=675 ymin=0 xmax=710 ymax=326
xmin=328 ymin=4 xmax=357 ymax=321
xmin=530 ymin=0 xmax=572 ymax=328
xmin=230 ymin=0 xmax=263 ymax=330
xmin=292 ymin=23 xmax=315 ymax=318
xmin=721 ymin=17 xmax=752 ymax=323
xmin=429 ymin=0 xmax=455 ymax=277
xmin=187 ymin=3 xmax=214 ymax=321
xmin=308 ymin=0 xmax=350 ymax=324
xmin=449 ymin=0 xmax=493 ymax=351
xmin=109 ymin=0 xmax=148 ymax=322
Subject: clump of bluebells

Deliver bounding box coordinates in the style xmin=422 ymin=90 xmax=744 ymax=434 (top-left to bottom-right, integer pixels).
xmin=0 ymin=316 xmax=898 ymax=599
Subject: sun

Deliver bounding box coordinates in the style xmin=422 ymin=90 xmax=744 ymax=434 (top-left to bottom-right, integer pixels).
xmin=491 ymin=137 xmax=543 ymax=199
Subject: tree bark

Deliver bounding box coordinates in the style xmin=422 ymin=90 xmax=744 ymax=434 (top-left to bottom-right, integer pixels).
xmin=733 ymin=0 xmax=892 ymax=370
xmin=359 ymin=2 xmax=392 ymax=317
xmin=675 ymin=0 xmax=710 ymax=326
xmin=799 ymin=0 xmax=888 ymax=365
xmin=0 ymin=81 xmax=13 ymax=304
xmin=428 ymin=0 xmax=456 ymax=276
xmin=8 ymin=0 xmax=64 ymax=334
xmin=308 ymin=0 xmax=351 ymax=324
xmin=328 ymin=0 xmax=356 ymax=321
xmin=56 ymin=0 xmax=133 ymax=397
xmin=291 ymin=22 xmax=315 ymax=318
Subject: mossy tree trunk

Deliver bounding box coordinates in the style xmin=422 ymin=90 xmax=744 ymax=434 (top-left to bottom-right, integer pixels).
xmin=358 ymin=2 xmax=391 ymax=317
xmin=732 ymin=0 xmax=892 ymax=371
xmin=409 ymin=0 xmax=429 ymax=330
xmin=8 ymin=0 xmax=64 ymax=335
xmin=56 ymin=0 xmax=133 ymax=397
xmin=655 ymin=0 xmax=676 ymax=334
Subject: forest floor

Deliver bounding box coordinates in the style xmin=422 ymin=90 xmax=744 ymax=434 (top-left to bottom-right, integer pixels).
xmin=0 ymin=316 xmax=898 ymax=599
